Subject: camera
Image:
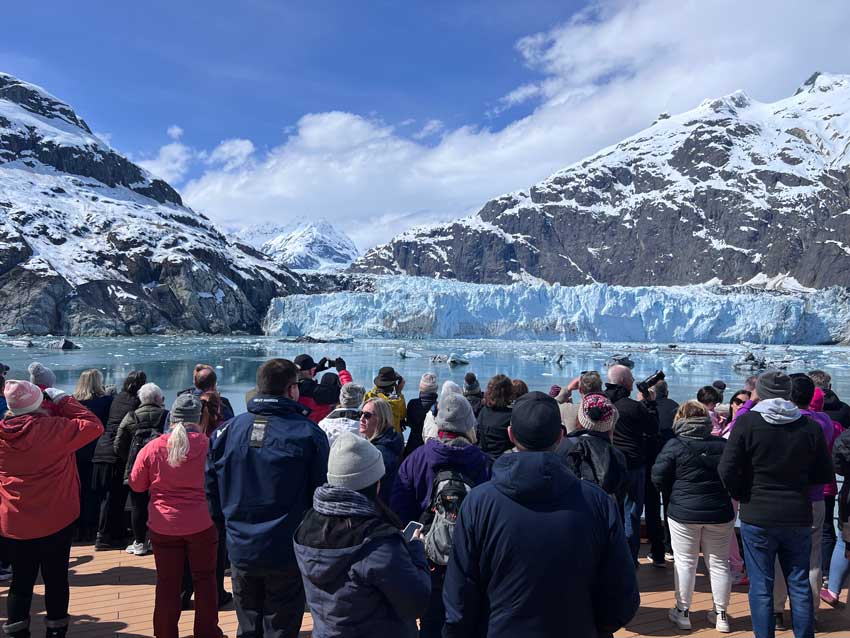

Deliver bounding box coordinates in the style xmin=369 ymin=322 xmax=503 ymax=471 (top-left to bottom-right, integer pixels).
xmin=636 ymin=370 xmax=665 ymax=396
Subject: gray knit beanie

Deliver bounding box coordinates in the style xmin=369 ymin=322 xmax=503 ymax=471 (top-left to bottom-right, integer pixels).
xmin=171 ymin=393 xmax=203 ymax=423
xmin=756 ymin=370 xmax=792 ymax=401
xmin=28 ymin=361 xmax=56 ymax=387
xmin=327 ymin=431 xmax=385 ymax=491
xmin=419 ymin=372 xmax=438 ymax=394
xmin=339 ymin=382 xmax=366 ymax=408
xmin=435 ymin=392 xmax=476 ymax=437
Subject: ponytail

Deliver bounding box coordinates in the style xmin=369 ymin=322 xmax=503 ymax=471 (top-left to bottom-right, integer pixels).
xmin=167 ymin=422 xmax=190 ymax=467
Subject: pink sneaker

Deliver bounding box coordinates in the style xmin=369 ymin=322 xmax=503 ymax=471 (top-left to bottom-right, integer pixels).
xmin=820 ymin=588 xmax=840 ymax=608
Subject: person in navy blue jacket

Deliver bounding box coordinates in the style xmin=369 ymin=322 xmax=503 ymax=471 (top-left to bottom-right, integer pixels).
xmin=206 ymin=358 xmax=329 ymax=638
xmin=442 ymin=391 xmax=639 ymax=638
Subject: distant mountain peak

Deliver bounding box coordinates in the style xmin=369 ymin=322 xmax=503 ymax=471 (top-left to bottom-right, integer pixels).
xmin=235 ymin=219 xmax=359 ymax=273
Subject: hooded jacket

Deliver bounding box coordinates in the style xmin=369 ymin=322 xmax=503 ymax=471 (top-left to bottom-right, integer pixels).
xmin=206 ymin=395 xmax=329 ymax=569
xmin=718 ymin=398 xmax=834 ymax=528
xmin=390 ymin=437 xmax=491 ymax=524
xmin=114 ymin=403 xmax=168 ymax=483
xmin=371 ymin=428 xmax=404 ymax=504
xmin=129 ymin=427 xmax=213 ymax=537
xmin=442 ymin=451 xmax=639 ymax=638
xmin=476 ymin=405 xmax=513 ymax=458
xmin=0 ymin=396 xmax=103 ymax=539
xmin=605 ymin=384 xmax=659 ymax=470
xmin=294 ymin=486 xmax=431 ymax=638
xmin=93 ymin=390 xmax=140 ymax=464
xmin=651 ymin=417 xmax=733 ymax=525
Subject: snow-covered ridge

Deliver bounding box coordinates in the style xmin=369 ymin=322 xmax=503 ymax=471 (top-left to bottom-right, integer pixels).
xmin=235 ymin=218 xmax=359 ymax=273
xmin=264 ymin=276 xmax=850 ymax=345
xmin=351 ymin=72 xmax=850 ymax=289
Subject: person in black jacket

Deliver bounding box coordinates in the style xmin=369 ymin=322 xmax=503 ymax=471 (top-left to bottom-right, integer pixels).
xmin=653 ymin=380 xmax=678 ymax=558
xmin=652 ymin=401 xmax=734 ymax=633
xmin=403 ymin=373 xmax=439 ymax=458
xmin=92 ymin=369 xmax=146 ymax=550
xmin=443 ymin=392 xmax=639 ymax=638
xmin=718 ymin=371 xmax=834 ymax=638
xmin=476 ymin=374 xmax=514 ymax=458
xmin=605 ymin=364 xmax=659 ymax=565
xmin=462 ymin=372 xmax=484 ymax=416
xmin=823 ymin=428 xmax=850 ymax=607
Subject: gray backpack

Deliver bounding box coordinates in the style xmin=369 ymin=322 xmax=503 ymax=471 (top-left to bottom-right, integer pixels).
xmin=423 ymin=470 xmax=475 ymax=566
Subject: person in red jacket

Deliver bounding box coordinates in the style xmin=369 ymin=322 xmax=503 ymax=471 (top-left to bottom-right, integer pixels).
xmin=129 ymin=394 xmax=222 ymax=638
xmin=294 ymin=354 xmax=352 ymax=424
xmin=0 ymin=380 xmax=103 ymax=638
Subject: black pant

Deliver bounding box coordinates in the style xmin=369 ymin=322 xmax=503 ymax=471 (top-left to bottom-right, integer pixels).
xmin=231 ymin=563 xmax=305 ymax=638
xmin=94 ymin=462 xmax=128 ymax=541
xmin=75 ymin=443 xmax=99 ymax=538
xmin=643 ymin=465 xmax=666 ymax=561
xmin=5 ymin=524 xmax=74 ymax=629
xmin=823 ymin=494 xmax=837 ymax=577
xmin=419 ymin=565 xmax=445 ymax=638
xmin=129 ymin=490 xmax=150 ymax=544
xmin=182 ymin=521 xmax=229 ymax=602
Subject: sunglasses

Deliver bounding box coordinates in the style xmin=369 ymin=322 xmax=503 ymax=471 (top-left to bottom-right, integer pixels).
xmin=359 ymin=410 xmax=375 ymax=420
xmin=731 ymin=397 xmax=747 ymax=405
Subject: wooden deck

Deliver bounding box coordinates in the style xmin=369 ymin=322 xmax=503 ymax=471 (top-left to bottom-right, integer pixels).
xmin=1 ymin=544 xmax=848 ymax=637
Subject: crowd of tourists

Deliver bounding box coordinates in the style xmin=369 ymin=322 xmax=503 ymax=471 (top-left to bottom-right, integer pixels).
xmin=0 ymin=355 xmax=847 ymax=638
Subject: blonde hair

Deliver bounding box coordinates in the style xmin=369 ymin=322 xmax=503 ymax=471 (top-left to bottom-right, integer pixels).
xmin=363 ymin=397 xmax=393 ymax=441
xmin=167 ymin=422 xmax=190 ymax=467
xmin=674 ymin=400 xmax=709 ymax=421
xmin=74 ymin=369 xmax=106 ymax=401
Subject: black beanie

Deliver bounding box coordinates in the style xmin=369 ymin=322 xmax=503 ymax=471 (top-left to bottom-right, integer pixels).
xmin=510 ymin=391 xmax=563 ymax=451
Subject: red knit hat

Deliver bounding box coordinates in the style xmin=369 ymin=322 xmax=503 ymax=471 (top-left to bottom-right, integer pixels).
xmin=3 ymin=380 xmax=44 ymax=416
xmin=578 ymin=393 xmax=618 ymax=433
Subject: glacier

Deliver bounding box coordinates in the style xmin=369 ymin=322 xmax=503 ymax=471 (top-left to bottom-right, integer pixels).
xmin=264 ymin=276 xmax=850 ymax=344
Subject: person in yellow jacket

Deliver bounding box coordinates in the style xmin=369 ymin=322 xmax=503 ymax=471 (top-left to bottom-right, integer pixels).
xmin=364 ymin=367 xmax=407 ymax=432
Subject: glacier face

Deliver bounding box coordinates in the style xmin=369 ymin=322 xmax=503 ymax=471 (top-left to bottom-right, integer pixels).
xmin=264 ymin=276 xmax=850 ymax=344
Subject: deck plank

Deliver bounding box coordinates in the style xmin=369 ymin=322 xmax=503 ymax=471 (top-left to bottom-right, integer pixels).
xmin=1 ymin=545 xmax=847 ymax=636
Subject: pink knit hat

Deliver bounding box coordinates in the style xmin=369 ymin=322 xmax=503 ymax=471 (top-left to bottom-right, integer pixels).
xmin=4 ymin=380 xmax=44 ymax=416
xmin=578 ymin=393 xmax=618 ymax=433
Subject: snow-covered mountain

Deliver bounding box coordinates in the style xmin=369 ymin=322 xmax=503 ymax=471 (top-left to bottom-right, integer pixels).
xmin=351 ymin=72 xmax=850 ymax=288
xmin=0 ymin=72 xmax=305 ymax=336
xmin=265 ymin=276 xmax=850 ymax=344
xmin=235 ymin=219 xmax=359 ymax=273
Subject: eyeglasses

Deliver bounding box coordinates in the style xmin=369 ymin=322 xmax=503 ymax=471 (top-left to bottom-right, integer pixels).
xmin=359 ymin=411 xmax=375 ymax=420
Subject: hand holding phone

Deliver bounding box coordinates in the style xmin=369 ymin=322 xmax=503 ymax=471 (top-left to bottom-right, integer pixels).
xmin=402 ymin=521 xmax=424 ymax=542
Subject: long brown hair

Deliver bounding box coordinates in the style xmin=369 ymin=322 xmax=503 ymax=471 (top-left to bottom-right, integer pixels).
xmin=483 ymin=374 xmax=513 ymax=409
xmin=198 ymin=391 xmax=222 ymax=436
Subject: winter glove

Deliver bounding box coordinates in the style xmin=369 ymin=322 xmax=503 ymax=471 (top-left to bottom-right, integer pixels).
xmin=44 ymin=387 xmax=68 ymax=402
xmin=316 ymin=357 xmax=331 ymax=373
xmin=334 ymin=357 xmax=347 ymax=371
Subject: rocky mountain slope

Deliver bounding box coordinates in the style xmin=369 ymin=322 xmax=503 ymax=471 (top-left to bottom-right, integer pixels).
xmin=351 ymin=72 xmax=850 ymax=288
xmin=0 ymin=72 xmax=305 ymax=336
xmin=234 ymin=219 xmax=359 ymax=272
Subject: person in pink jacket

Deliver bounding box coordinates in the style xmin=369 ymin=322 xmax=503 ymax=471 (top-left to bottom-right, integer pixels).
xmin=0 ymin=379 xmax=103 ymax=638
xmin=129 ymin=394 xmax=222 ymax=638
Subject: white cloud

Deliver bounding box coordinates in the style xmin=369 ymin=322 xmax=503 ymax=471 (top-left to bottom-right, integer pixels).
xmin=207 ymin=138 xmax=255 ymax=170
xmin=180 ymin=0 xmax=850 ymax=248
xmin=138 ymin=126 xmax=193 ymax=183
xmin=413 ymin=119 xmax=444 ymax=140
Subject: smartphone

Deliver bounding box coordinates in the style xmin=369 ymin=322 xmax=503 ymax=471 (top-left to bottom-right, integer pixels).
xmin=402 ymin=521 xmax=424 ymax=542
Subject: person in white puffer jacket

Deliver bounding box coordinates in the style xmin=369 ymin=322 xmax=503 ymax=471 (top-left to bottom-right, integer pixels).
xmin=318 ymin=382 xmax=366 ymax=445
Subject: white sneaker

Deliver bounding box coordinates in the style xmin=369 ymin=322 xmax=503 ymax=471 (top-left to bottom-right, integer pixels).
xmin=125 ymin=543 xmax=137 ymax=555
xmin=128 ymin=541 xmax=148 ymax=556
xmin=668 ymin=606 xmax=691 ymax=630
xmin=708 ymin=608 xmax=731 ymax=633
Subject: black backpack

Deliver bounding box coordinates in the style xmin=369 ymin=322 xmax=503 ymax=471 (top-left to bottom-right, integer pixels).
xmin=561 ymin=435 xmax=628 ymax=499
xmin=421 ymin=469 xmax=475 ymax=566
xmin=124 ymin=411 xmax=166 ymax=482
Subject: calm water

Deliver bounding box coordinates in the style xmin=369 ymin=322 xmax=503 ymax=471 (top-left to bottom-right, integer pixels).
xmin=4 ymin=336 xmax=850 ymax=413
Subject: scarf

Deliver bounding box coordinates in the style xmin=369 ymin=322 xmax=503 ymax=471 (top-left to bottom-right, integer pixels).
xmin=672 ymin=415 xmax=712 ymax=439
xmin=313 ymin=484 xmax=377 ymax=518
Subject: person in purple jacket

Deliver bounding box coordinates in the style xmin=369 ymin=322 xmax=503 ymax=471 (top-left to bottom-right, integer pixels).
xmin=390 ymin=392 xmax=490 ymax=638
xmin=773 ymin=374 xmax=836 ymax=629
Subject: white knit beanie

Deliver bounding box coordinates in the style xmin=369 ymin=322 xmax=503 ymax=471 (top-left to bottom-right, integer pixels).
xmin=419 ymin=373 xmax=438 ymax=394
xmin=327 ymin=431 xmax=385 ymax=491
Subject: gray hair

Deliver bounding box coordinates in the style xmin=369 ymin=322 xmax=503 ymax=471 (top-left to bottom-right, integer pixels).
xmin=339 ymin=382 xmax=366 ymax=408
xmin=808 ymin=370 xmax=831 ymax=390
xmin=137 ymin=382 xmax=164 ymax=406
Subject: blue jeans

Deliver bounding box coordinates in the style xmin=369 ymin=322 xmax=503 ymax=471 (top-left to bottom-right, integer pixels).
xmin=620 ymin=466 xmax=645 ymax=564
xmin=741 ymin=522 xmax=813 ymax=638
xmin=827 ymin=535 xmax=850 ymax=594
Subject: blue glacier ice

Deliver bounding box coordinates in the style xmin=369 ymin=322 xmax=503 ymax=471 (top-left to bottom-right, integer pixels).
xmin=263 ymin=276 xmax=850 ymax=345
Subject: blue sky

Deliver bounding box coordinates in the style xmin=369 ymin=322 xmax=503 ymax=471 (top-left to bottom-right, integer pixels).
xmin=2 ymin=1 xmax=581 ymax=165
xmin=3 ymin=1 xmax=850 ymax=248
